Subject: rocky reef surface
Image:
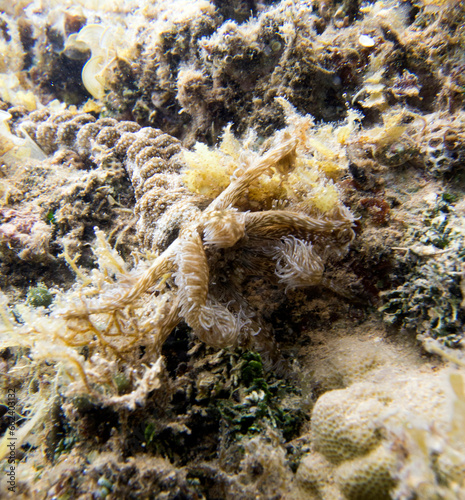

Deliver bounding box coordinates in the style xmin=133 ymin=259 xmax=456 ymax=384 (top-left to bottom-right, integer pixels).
xmin=1 ymin=0 xmax=465 ymax=499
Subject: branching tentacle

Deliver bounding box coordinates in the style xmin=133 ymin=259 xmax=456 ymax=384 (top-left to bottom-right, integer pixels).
xmin=175 ymin=230 xmax=241 ymax=347
xmin=201 ymin=208 xmax=246 ymax=248
xmin=274 ymin=236 xmax=325 ymax=291
xmin=244 ymin=210 xmax=355 ymax=241
xmin=207 ymin=136 xmax=297 ymax=211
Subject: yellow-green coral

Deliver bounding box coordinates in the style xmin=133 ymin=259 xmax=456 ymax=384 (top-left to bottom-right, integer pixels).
xmin=182 ymin=100 xmax=358 ymax=215
xmin=182 ymin=142 xmax=235 ymax=198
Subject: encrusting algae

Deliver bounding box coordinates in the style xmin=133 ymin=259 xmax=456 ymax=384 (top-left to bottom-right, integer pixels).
xmin=1 ymin=0 xmax=465 ymax=499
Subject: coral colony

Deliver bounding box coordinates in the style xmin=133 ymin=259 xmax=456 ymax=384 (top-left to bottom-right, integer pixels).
xmin=0 ymin=0 xmax=465 ymax=498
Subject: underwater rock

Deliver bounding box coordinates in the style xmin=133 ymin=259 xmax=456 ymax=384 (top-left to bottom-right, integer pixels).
xmin=1 ymin=1 xmax=465 ymax=499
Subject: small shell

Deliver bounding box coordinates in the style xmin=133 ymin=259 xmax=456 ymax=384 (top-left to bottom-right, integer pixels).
xmin=359 ymin=35 xmax=375 ymax=48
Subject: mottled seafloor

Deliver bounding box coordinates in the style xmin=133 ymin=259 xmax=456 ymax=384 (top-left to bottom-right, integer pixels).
xmin=1 ymin=0 xmax=465 ymax=499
